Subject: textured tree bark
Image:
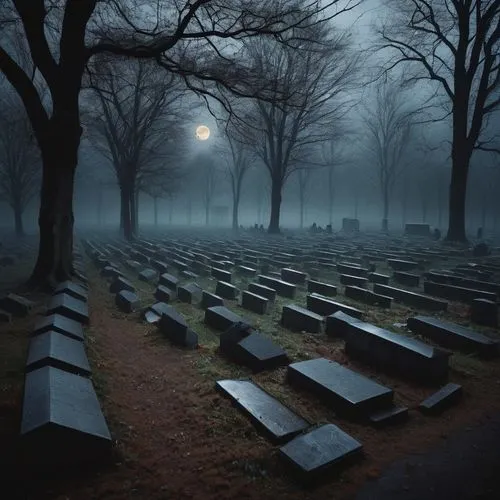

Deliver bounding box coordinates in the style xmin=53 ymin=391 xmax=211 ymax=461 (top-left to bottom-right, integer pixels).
xmin=13 ymin=201 xmax=25 ymax=238
xmin=268 ymin=177 xmax=282 ymax=234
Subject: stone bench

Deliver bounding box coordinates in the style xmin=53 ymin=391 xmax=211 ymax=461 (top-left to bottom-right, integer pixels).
xmin=248 ymin=283 xmax=276 ymax=302
xmin=306 ymin=293 xmax=363 ymax=319
xmin=345 ymin=285 xmax=392 ymax=308
xmin=407 ymin=315 xmax=499 ymax=358
xmin=281 ymin=304 xmax=324 ymax=333
xmin=329 ymin=311 xmax=451 ymax=384
xmin=307 ymin=280 xmax=337 ymax=297
xmin=287 ymin=358 xmax=393 ymax=417
xmin=205 ymin=306 xmax=252 ymax=332
xmin=423 ymin=281 xmax=497 ymax=303
xmin=241 ymin=291 xmax=269 ymax=314
xmin=373 ymin=283 xmax=448 ymax=311
xmin=258 ymin=275 xmax=296 ymax=299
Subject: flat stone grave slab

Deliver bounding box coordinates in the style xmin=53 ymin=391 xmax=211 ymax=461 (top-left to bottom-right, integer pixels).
xmin=20 ymin=366 xmax=111 ymax=465
xmin=307 ymin=294 xmax=363 ymax=321
xmin=159 ymin=273 xmax=179 ymax=290
xmin=424 ymin=281 xmax=497 ymax=303
xmin=368 ymin=406 xmax=409 ymax=427
xmin=419 ymin=383 xmax=463 ymax=415
xmin=205 ymin=305 xmax=252 ymax=332
xmin=33 ymin=314 xmax=84 ymax=342
xmin=138 ymin=268 xmax=157 ymax=282
xmin=241 ymin=290 xmax=268 ymax=315
xmin=373 ymin=283 xmax=448 ymax=312
xmin=307 ymin=280 xmax=337 ymax=297
xmin=471 ymin=298 xmax=498 ymax=327
xmin=215 ymin=281 xmax=239 ymax=300
xmin=26 ymin=331 xmax=91 ymax=377
xmin=407 ymin=316 xmax=499 ymax=358
xmin=154 ymin=285 xmax=176 ymax=303
xmin=46 ymin=293 xmax=89 ymax=325
xmin=0 ymin=293 xmax=34 ymax=317
xmin=287 ymin=358 xmax=393 ymax=417
xmin=220 ymin=322 xmax=288 ymax=372
xmin=177 ymin=282 xmax=202 ymax=304
xmin=143 ymin=302 xmax=170 ymax=323
xmin=54 ymin=281 xmax=88 ymax=302
xmin=282 ymin=304 xmax=324 ymax=333
xmin=158 ymin=306 xmax=198 ymax=349
xmin=248 ymin=283 xmax=276 ymax=302
xmin=216 ymin=379 xmax=308 ymax=444
xmin=279 ymin=423 xmax=363 ymax=484
xmin=330 ymin=312 xmax=451 ymax=384
xmin=258 ymin=275 xmax=296 ymax=298
xmin=387 ymin=259 xmax=419 ymax=271
xmin=427 ymin=271 xmax=500 ymax=296
xmin=109 ymin=276 xmax=135 ymax=294
xmin=115 ymin=290 xmax=140 ymax=313
xmin=393 ymin=271 xmax=420 ymax=287
xmin=201 ymin=291 xmax=224 ymax=309
xmin=281 ymin=268 xmax=307 ymax=285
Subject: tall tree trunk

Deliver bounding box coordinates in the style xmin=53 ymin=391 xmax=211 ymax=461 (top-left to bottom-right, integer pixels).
xmin=169 ymin=198 xmax=173 ymax=224
xmin=121 ymin=183 xmax=133 ymax=241
xmin=328 ymin=167 xmax=334 ymax=225
xmin=131 ymin=188 xmax=138 ymax=236
xmin=382 ymin=188 xmax=389 ymax=232
xmin=187 ymin=199 xmax=192 ymax=225
xmin=446 ymin=148 xmax=470 ymax=242
xmin=232 ymin=193 xmax=240 ymax=231
xmin=205 ymin=203 xmax=209 ymax=226
xmin=97 ymin=184 xmax=103 ymax=226
xmin=299 ymin=195 xmax=304 ymax=229
xmin=13 ymin=202 xmax=24 ymax=238
xmin=268 ymin=177 xmax=282 ymax=234
xmin=154 ymin=196 xmax=158 ymax=226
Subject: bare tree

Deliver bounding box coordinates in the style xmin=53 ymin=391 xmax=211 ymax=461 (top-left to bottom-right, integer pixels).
xmin=296 ymin=169 xmax=313 ymax=229
xmin=236 ymin=21 xmax=361 ymax=233
xmin=377 ymin=0 xmax=500 ymax=242
xmin=86 ymin=59 xmax=186 ymax=240
xmin=0 ymin=0 xmax=354 ymax=285
xmin=362 ymin=80 xmax=417 ymax=232
xmin=0 ymin=94 xmax=40 ymax=237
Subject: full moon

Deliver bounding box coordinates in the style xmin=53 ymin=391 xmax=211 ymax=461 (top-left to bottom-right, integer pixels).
xmin=195 ymin=125 xmax=210 ymax=141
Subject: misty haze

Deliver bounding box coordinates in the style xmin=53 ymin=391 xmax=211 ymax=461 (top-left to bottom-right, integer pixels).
xmin=0 ymin=1 xmax=499 ymax=499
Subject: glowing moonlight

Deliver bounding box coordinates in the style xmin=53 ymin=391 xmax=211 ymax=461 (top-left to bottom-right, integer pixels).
xmin=195 ymin=125 xmax=210 ymax=141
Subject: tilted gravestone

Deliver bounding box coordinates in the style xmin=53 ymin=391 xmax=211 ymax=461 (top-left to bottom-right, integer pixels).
xmin=142 ymin=301 xmax=170 ymax=324
xmin=419 ymin=383 xmax=463 ymax=415
xmin=279 ymin=423 xmax=363 ymax=484
xmin=158 ymin=305 xmax=198 ymax=349
xmin=46 ymin=293 xmax=89 ymax=325
xmin=26 ymin=331 xmax=91 ymax=376
xmin=33 ymin=314 xmax=84 ymax=342
xmin=20 ymin=366 xmax=111 ymax=465
xmin=115 ymin=290 xmax=140 ymax=313
xmin=205 ymin=306 xmax=251 ymax=332
xmin=216 ymin=379 xmax=308 ymax=444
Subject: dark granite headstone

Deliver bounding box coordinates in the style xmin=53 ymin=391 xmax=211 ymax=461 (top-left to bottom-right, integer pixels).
xmin=109 ymin=276 xmax=136 ymax=294
xmin=281 ymin=268 xmax=307 ymax=285
xmin=205 ymin=306 xmax=251 ymax=331
xmin=115 ymin=290 xmax=140 ymax=313
xmin=340 ymin=274 xmax=369 ymax=288
xmin=393 ymin=271 xmax=420 ymax=287
xmin=177 ymin=282 xmax=202 ymax=304
xmin=142 ymin=302 xmax=170 ymax=323
xmin=279 ymin=423 xmax=363 ymax=484
xmin=20 ymin=366 xmax=111 ymax=465
xmin=54 ymin=281 xmax=88 ymax=303
xmin=26 ymin=331 xmax=91 ymax=376
xmin=216 ymin=379 xmax=308 ymax=443
xmin=212 ymin=267 xmax=232 ymax=283
xmin=34 ymin=314 xmax=84 ymax=342
xmin=241 ymin=291 xmax=268 ymax=315
xmin=282 ymin=305 xmax=324 ymax=333
xmin=248 ymin=283 xmax=277 ymax=302
xmin=287 ymin=358 xmax=393 ymax=417
xmin=159 ymin=273 xmax=179 ymax=290
xmin=419 ymin=383 xmax=463 ymax=415
xmin=154 ymin=285 xmax=176 ymax=303
xmin=374 ymin=283 xmax=448 ymax=311
xmin=200 ymin=291 xmax=224 ymax=310
xmin=46 ymin=293 xmax=89 ymax=325
xmin=138 ymin=268 xmax=157 ymax=282
xmin=307 ymin=280 xmax=337 ymax=297
xmin=158 ymin=306 xmax=198 ymax=349
xmin=0 ymin=309 xmax=12 ymax=323
xmin=471 ymin=298 xmax=498 ymax=328
xmin=215 ymin=281 xmax=240 ymax=300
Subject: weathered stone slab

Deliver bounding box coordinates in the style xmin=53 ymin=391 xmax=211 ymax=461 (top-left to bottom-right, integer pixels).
xmin=407 ymin=315 xmax=499 ymax=358
xmin=201 ymin=291 xmax=224 ymax=310
xmin=115 ymin=290 xmax=140 ymax=313
xmin=215 ymin=281 xmax=240 ymax=300
xmin=368 ymin=406 xmax=409 ymax=427
xmin=46 ymin=293 xmax=89 ymax=325
xmin=471 ymin=298 xmax=498 ymax=328
xmin=341 ymin=274 xmax=369 ymax=288
xmin=427 ymin=271 xmax=500 ymax=296
xmin=205 ymin=306 xmax=251 ymax=332
xmin=325 ymin=310 xmax=364 ymax=338
xmin=154 ymin=285 xmax=176 ymax=303
xmin=368 ymin=273 xmax=390 ymax=285
xmin=34 ymin=314 xmax=84 ymax=342
xmin=287 ymin=358 xmax=393 ymax=417
xmin=241 ymin=291 xmax=268 ymax=315
xmin=307 ymin=293 xmax=363 ymax=320
xmin=143 ymin=301 xmax=170 ymax=323
xmin=424 ymin=281 xmax=496 ymax=303
xmin=387 ymin=259 xmax=419 ymax=271
xmin=419 ymin=383 xmax=463 ymax=415
xmin=138 ymin=268 xmax=157 ymax=282
xmin=373 ymin=283 xmax=447 ymax=312
xmin=330 ymin=312 xmax=451 ymax=384
xmin=109 ymin=276 xmax=135 ymax=294
xmin=282 ymin=304 xmax=324 ymax=333
xmin=248 ymin=283 xmax=277 ymax=302
xmin=307 ymin=280 xmax=337 ymax=297
xmin=258 ymin=275 xmax=296 ymax=298
xmin=26 ymin=331 xmax=91 ymax=377
xmin=279 ymin=423 xmax=363 ymax=484
xmin=337 ymin=264 xmax=368 ymax=278
xmin=20 ymin=366 xmax=111 ymax=465
xmin=281 ymin=268 xmax=307 ymax=285
xmin=345 ymin=285 xmax=392 ymax=308
xmin=54 ymin=281 xmax=88 ymax=303
xmin=220 ymin=322 xmax=288 ymax=372
xmin=212 ymin=267 xmax=232 ymax=283
xmin=159 ymin=273 xmax=179 ymax=290
xmin=158 ymin=306 xmax=198 ymax=349
xmin=0 ymin=293 xmax=34 ymax=317
xmin=393 ymin=271 xmax=420 ymax=287
xmin=237 ymin=265 xmax=257 ymax=277
xmin=177 ymin=282 xmax=202 ymax=304
xmin=150 ymin=259 xmax=169 ymax=274
xmin=216 ymin=379 xmax=308 ymax=443
xmin=101 ymin=265 xmax=123 ymax=279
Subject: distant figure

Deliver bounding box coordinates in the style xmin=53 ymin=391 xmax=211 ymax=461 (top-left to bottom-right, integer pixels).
xmin=477 ymin=227 xmax=483 ymax=240
xmin=259 ymin=224 xmax=265 ymax=232
xmin=254 ymin=223 xmax=259 ymax=231
xmin=433 ymin=228 xmax=441 ymax=240
xmin=326 ymin=224 xmax=333 ymax=234
xmin=310 ymin=222 xmax=317 ymax=233
xmin=317 ymin=225 xmax=324 ymax=233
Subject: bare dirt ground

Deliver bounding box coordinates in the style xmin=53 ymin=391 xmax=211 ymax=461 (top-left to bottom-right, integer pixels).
xmin=1 ymin=244 xmax=500 ymax=499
